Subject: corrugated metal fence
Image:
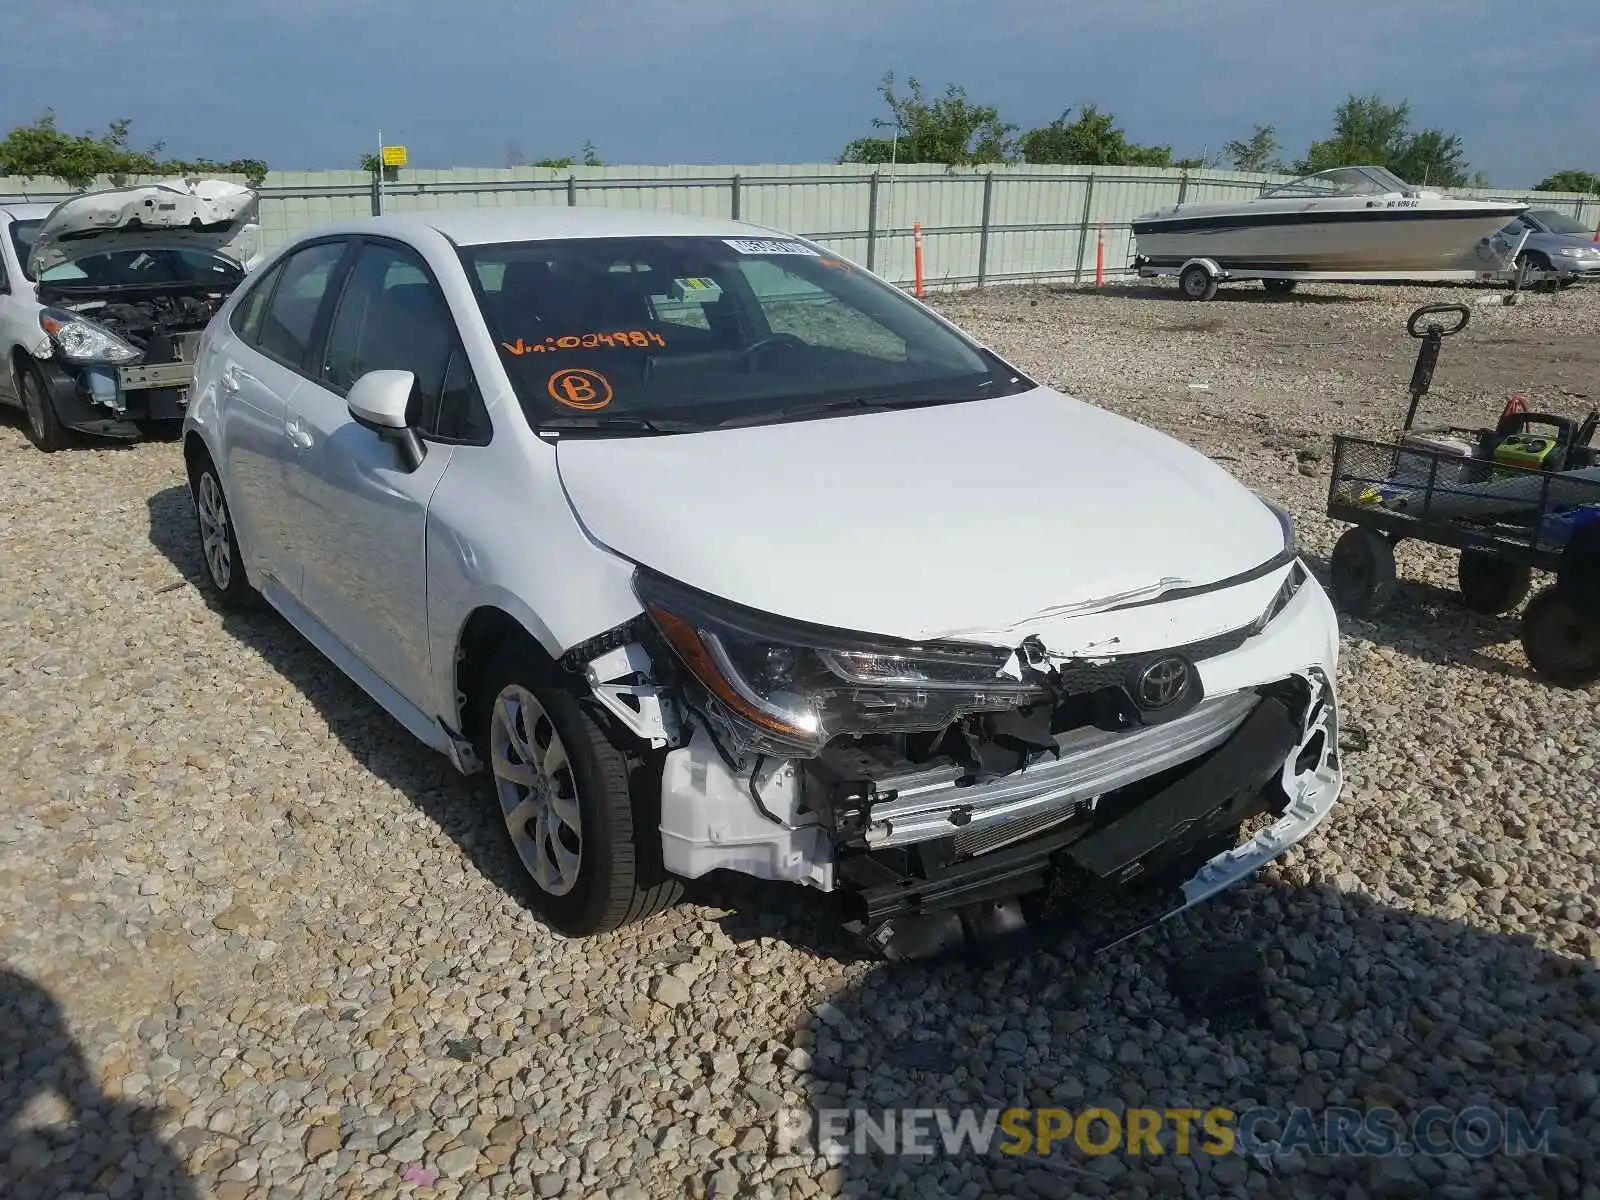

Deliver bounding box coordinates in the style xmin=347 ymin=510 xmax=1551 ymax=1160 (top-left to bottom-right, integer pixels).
xmin=4 ymin=163 xmax=1597 ymax=289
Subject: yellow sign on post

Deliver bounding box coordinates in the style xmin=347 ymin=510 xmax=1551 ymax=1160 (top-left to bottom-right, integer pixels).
xmin=380 ymin=145 xmax=408 ymax=168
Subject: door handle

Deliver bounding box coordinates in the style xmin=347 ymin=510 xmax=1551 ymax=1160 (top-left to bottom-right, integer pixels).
xmin=285 ymin=418 xmax=314 ymax=450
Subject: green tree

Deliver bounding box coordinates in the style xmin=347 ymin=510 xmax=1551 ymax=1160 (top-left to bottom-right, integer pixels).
xmin=0 ymin=111 xmax=265 ymax=188
xmin=840 ymin=73 xmax=1016 ymax=166
xmin=1535 ymin=169 xmax=1600 ymax=193
xmin=1294 ymin=94 xmax=1469 ymax=187
xmin=1223 ymin=124 xmax=1282 ymax=173
xmin=1017 ymin=104 xmax=1174 ymax=167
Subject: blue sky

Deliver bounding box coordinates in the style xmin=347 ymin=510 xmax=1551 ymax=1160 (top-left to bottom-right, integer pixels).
xmin=8 ymin=0 xmax=1596 ymax=185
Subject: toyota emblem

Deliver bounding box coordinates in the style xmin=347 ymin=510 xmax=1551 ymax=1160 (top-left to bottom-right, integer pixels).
xmin=1134 ymin=656 xmax=1192 ymax=710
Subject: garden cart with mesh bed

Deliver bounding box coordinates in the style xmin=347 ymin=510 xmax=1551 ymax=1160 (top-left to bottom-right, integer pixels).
xmin=1324 ymin=302 xmax=1600 ymax=687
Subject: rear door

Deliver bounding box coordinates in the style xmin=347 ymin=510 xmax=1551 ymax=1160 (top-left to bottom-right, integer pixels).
xmin=212 ymin=239 xmax=350 ymax=594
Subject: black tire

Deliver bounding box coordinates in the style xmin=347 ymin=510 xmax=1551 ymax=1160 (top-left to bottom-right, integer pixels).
xmin=17 ymin=360 xmax=70 ymax=452
xmin=1179 ymin=264 xmax=1219 ymax=301
xmin=1329 ymin=528 xmax=1398 ymax=617
xmin=187 ymin=450 xmax=263 ymax=612
xmin=1457 ymin=550 xmax=1532 ymax=615
xmin=1520 ymin=585 xmax=1600 ymax=688
xmin=475 ymin=645 xmax=682 ymax=936
xmin=1516 ymin=251 xmax=1558 ymax=294
xmin=1262 ymin=278 xmax=1297 ymax=295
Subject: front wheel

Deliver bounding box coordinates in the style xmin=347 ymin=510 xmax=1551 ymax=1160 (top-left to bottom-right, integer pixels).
xmin=477 ymin=648 xmax=681 ymax=936
xmin=1521 ymin=585 xmax=1600 ymax=688
xmin=1330 ymin=528 xmax=1398 ymax=617
xmin=18 ymin=361 xmax=70 ymax=452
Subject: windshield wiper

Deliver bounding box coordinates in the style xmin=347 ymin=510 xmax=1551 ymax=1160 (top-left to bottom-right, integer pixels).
xmin=537 ymin=414 xmax=702 ymax=437
xmin=710 ymin=390 xmax=997 ymax=430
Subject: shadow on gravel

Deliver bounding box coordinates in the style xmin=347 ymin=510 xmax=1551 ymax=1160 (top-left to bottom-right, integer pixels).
xmin=1299 ymin=552 xmax=1535 ymax=682
xmin=779 ymin=884 xmax=1599 ymax=1200
xmin=0 ymin=966 xmax=197 ymax=1199
xmin=144 ymin=484 xmax=536 ymax=906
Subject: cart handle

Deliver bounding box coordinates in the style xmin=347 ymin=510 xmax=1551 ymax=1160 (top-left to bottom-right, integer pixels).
xmin=1406 ymin=303 xmax=1470 ymax=339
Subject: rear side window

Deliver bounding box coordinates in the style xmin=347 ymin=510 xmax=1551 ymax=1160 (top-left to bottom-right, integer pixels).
xmin=230 ymin=261 xmax=284 ymax=340
xmin=255 ymin=241 xmax=346 ymax=369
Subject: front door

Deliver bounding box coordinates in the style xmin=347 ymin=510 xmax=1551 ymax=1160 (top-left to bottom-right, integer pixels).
xmin=279 ymin=239 xmax=477 ymax=706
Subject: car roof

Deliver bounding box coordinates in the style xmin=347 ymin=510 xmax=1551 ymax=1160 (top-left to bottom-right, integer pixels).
xmin=294 ymin=205 xmax=788 ymax=248
xmin=0 ymin=203 xmax=55 ymax=221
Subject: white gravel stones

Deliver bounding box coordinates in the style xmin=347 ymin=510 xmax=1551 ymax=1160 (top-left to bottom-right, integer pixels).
xmin=2 ymin=280 xmax=1599 ymax=1199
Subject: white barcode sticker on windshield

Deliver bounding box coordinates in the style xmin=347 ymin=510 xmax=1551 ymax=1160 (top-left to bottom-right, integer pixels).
xmin=723 ymin=238 xmax=819 ymax=256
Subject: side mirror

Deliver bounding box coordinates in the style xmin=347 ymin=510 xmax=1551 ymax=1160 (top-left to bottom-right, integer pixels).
xmin=347 ymin=369 xmax=426 ymax=471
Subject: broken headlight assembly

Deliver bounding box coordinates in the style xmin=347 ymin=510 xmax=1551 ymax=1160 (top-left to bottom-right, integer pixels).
xmin=634 ymin=570 xmax=1047 ymax=757
xmin=39 ymin=308 xmax=141 ymax=364
xmin=1252 ymin=499 xmax=1305 ymax=633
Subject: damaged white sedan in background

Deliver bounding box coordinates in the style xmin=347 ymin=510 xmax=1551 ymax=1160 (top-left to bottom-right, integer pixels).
xmin=181 ymin=204 xmax=1343 ymax=957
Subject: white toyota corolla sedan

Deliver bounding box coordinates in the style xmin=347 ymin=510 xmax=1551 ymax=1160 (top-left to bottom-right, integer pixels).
xmin=182 ymin=206 xmax=1343 ymax=955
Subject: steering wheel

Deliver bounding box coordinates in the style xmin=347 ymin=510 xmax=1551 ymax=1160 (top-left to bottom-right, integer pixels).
xmin=738 ymin=333 xmax=808 ymax=371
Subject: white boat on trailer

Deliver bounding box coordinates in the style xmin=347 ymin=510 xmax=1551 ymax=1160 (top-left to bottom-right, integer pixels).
xmin=1130 ymin=166 xmax=1539 ymax=300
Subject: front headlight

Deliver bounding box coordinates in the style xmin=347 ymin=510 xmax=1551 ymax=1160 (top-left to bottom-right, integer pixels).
xmin=39 ymin=308 xmax=141 ymax=364
xmin=634 ymin=571 xmax=1047 ymax=757
xmin=1557 ymin=246 xmax=1600 ymax=259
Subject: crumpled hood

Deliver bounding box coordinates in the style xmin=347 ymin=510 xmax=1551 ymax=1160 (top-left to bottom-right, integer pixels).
xmin=28 ymin=178 xmax=259 ymax=276
xmin=555 ymin=386 xmax=1286 ymax=643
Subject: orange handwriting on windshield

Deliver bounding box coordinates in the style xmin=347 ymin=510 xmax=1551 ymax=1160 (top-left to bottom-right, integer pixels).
xmin=502 ymin=331 xmax=666 ymax=355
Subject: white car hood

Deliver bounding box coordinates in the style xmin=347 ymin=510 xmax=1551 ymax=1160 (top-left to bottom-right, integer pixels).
xmin=27 ymin=178 xmax=260 ymax=275
xmin=555 ymin=387 xmax=1287 ymax=645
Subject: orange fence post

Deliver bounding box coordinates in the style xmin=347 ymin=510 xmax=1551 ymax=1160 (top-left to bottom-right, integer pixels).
xmin=913 ymin=222 xmax=925 ymax=298
xmin=1095 ymin=223 xmax=1105 ymax=286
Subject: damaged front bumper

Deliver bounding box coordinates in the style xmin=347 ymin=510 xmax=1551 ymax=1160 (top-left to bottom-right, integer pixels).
xmin=30 ymin=352 xmax=193 ymax=438
xmin=619 ymin=572 xmax=1344 ymax=949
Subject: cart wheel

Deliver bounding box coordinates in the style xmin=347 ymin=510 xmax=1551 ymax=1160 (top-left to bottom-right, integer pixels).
xmin=1262 ymin=278 xmax=1297 ymax=295
xmin=1457 ymin=550 xmax=1532 ymax=615
xmin=1330 ymin=528 xmax=1397 ymax=617
xmin=1520 ymin=584 xmax=1600 ymax=688
xmin=1179 ymin=264 xmax=1219 ymax=301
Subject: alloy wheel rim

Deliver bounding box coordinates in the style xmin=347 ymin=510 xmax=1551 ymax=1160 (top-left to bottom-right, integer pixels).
xmin=197 ymin=472 xmax=232 ymax=590
xmin=490 ymin=685 xmax=583 ymax=896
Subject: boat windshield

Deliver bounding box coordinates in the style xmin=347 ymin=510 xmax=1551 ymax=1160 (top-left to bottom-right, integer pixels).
xmin=1260 ymin=166 xmax=1413 ymax=199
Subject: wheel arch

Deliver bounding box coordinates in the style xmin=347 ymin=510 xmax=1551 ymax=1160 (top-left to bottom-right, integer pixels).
xmin=452 ymin=603 xmax=562 ymax=746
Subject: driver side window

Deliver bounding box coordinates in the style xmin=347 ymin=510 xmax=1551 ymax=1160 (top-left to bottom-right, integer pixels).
xmin=321 ymin=241 xmax=491 ymax=443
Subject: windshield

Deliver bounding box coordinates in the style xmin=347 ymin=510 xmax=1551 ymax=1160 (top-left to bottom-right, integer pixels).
xmin=1261 ymin=166 xmax=1411 ymax=199
xmin=459 ymin=235 xmax=1031 ymax=432
xmin=1530 ymin=209 xmax=1591 ymax=237
xmin=8 ymin=219 xmax=43 ymax=282
xmin=36 ymin=246 xmax=243 ymax=290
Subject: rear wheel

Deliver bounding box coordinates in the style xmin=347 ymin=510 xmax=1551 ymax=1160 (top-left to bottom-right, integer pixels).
xmin=1179 ymin=263 xmax=1219 ymax=301
xmin=1520 ymin=585 xmax=1600 ymax=687
xmin=477 ymin=646 xmax=682 ymax=936
xmin=188 ymin=451 xmax=262 ymax=612
xmin=1457 ymin=550 xmax=1531 ymax=615
xmin=18 ymin=361 xmax=69 ymax=452
xmin=1329 ymin=528 xmax=1398 ymax=617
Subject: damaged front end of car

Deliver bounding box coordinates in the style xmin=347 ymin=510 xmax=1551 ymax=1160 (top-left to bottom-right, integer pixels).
xmin=25 ymin=179 xmax=258 ymax=438
xmin=571 ymin=553 xmax=1342 ymax=961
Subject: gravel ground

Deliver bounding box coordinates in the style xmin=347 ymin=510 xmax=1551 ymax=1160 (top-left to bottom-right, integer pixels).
xmin=3 ymin=278 xmax=1599 ymax=1200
